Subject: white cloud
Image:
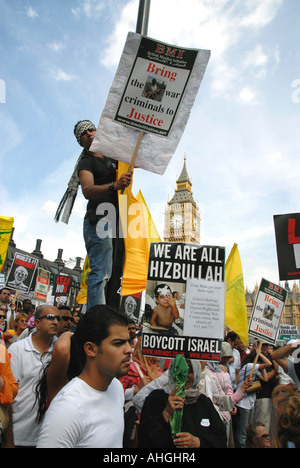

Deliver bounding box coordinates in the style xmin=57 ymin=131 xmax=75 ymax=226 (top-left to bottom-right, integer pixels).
xmin=26 ymin=7 xmax=38 ymax=19
xmin=48 ymin=41 xmax=65 ymax=52
xmin=240 ymin=0 xmax=283 ymax=29
xmin=243 ymin=44 xmax=268 ymax=68
xmin=239 ymin=86 xmax=257 ymax=103
xmin=71 ymin=0 xmax=105 ymax=18
xmin=49 ymin=68 xmax=77 ymax=82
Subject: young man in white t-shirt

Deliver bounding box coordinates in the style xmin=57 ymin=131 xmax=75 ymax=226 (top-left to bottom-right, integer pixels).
xmin=225 ymin=331 xmax=242 ymax=390
xmin=37 ymin=306 xmax=132 ymax=448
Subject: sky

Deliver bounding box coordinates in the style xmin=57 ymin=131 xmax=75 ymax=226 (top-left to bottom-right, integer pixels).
xmin=1 ymin=0 xmax=300 ymax=291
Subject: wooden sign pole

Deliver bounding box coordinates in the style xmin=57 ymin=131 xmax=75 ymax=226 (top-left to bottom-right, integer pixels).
xmin=249 ymin=340 xmax=262 ymax=378
xmin=121 ymin=131 xmax=144 ymax=194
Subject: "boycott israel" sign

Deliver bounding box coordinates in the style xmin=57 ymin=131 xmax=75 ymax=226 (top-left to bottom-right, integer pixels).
xmin=142 ymin=242 xmax=225 ymax=361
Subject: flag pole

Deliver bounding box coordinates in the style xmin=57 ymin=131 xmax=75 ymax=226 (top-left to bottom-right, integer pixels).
xmin=136 ymin=0 xmax=151 ymax=35
xmin=121 ymin=0 xmax=151 ymax=192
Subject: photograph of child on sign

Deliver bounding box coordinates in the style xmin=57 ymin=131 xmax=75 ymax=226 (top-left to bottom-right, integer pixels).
xmin=143 ymin=281 xmax=184 ymax=337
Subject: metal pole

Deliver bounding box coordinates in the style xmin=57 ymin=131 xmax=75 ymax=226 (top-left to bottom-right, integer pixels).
xmin=136 ymin=0 xmax=151 ymax=35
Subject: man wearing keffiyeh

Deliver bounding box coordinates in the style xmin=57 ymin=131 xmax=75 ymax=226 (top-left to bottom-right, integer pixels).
xmin=55 ymin=120 xmax=132 ymax=309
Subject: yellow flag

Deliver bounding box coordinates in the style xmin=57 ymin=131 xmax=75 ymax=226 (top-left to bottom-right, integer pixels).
xmin=225 ymin=243 xmax=249 ymax=345
xmin=76 ymin=255 xmax=89 ymax=305
xmin=0 ymin=216 xmax=14 ymax=270
xmin=135 ymin=190 xmax=161 ymax=249
xmin=118 ymin=162 xmax=161 ymax=296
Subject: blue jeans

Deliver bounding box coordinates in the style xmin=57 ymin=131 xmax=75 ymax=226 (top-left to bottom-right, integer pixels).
xmin=83 ymin=217 xmax=113 ymax=309
xmin=236 ymin=406 xmax=254 ymax=448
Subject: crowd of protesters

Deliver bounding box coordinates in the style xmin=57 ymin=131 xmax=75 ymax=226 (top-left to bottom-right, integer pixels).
xmin=0 ymin=286 xmax=299 ymax=449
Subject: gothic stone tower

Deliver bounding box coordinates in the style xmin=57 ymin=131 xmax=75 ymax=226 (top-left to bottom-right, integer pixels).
xmin=164 ymin=155 xmax=200 ymax=244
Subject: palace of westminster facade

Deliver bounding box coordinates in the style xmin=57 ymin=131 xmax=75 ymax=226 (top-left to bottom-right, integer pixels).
xmin=164 ymin=155 xmax=300 ymax=329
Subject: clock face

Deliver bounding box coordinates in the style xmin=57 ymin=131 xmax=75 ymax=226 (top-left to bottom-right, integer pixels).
xmin=193 ymin=217 xmax=198 ymax=231
xmin=170 ymin=214 xmax=183 ymax=228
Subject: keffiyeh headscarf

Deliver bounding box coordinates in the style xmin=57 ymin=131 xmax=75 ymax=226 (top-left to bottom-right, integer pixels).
xmin=54 ymin=120 xmax=96 ymax=224
xmin=74 ymin=120 xmax=96 ymax=145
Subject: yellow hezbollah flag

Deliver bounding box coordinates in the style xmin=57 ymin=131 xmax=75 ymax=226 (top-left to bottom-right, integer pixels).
xmin=0 ymin=216 xmax=14 ymax=270
xmin=76 ymin=255 xmax=89 ymax=305
xmin=225 ymin=243 xmax=249 ymax=345
xmin=135 ymin=190 xmax=161 ymax=250
xmin=118 ymin=162 xmax=161 ymax=296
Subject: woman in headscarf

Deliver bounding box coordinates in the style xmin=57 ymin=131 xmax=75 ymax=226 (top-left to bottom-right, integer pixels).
xmin=138 ymin=358 xmax=227 ymax=448
xmin=205 ymin=342 xmax=252 ymax=446
xmin=119 ymin=336 xmax=163 ymax=399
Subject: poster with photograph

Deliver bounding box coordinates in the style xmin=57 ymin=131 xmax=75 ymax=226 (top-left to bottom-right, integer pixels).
xmin=142 ymin=242 xmax=225 ymax=361
xmin=53 ymin=274 xmax=71 ymax=306
xmin=248 ymin=278 xmax=287 ymax=345
xmin=120 ymin=292 xmax=142 ymax=325
xmin=34 ymin=268 xmax=50 ymax=302
xmin=91 ymin=32 xmax=210 ymax=175
xmin=114 ymin=35 xmax=199 ymax=137
xmin=6 ymin=252 xmax=38 ymax=294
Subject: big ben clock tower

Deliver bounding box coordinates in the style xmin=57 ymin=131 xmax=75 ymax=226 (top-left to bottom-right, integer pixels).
xmin=164 ymin=154 xmax=200 ymax=244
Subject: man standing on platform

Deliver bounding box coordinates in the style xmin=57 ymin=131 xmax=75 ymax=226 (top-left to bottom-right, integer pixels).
xmin=75 ymin=120 xmax=132 ymax=309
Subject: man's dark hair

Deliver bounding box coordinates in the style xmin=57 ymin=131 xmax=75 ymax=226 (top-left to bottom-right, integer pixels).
xmin=57 ymin=305 xmax=71 ymax=311
xmin=225 ymin=331 xmax=239 ymax=342
xmin=68 ymin=305 xmax=128 ymax=380
xmin=0 ymin=287 xmax=10 ymax=295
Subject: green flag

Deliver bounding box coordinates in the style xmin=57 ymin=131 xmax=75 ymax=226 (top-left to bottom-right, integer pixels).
xmin=169 ymin=355 xmax=189 ymax=438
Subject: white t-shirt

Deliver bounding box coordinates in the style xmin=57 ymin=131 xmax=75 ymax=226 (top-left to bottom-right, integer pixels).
xmin=9 ymin=334 xmax=56 ymax=446
xmin=37 ymin=377 xmax=125 ymax=448
xmin=236 ymin=363 xmax=260 ymax=410
xmin=228 ymin=348 xmax=241 ymax=390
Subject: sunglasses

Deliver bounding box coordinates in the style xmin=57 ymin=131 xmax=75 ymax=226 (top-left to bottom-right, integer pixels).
xmin=0 ymin=314 xmax=5 ymax=320
xmin=38 ymin=314 xmax=74 ymax=322
xmin=61 ymin=315 xmax=74 ymax=323
xmin=258 ymin=433 xmax=270 ymax=439
xmin=39 ymin=314 xmax=60 ymax=322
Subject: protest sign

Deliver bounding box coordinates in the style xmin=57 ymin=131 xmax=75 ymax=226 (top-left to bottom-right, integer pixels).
xmin=248 ymin=278 xmax=287 ymax=345
xmin=6 ymin=252 xmax=38 ymax=294
xmin=120 ymin=292 xmax=142 ymax=325
xmin=277 ymin=324 xmax=298 ymax=342
xmin=274 ymin=212 xmax=300 ymax=280
xmin=91 ymin=32 xmax=210 ymax=175
xmin=34 ymin=267 xmax=50 ymax=302
xmin=142 ymin=242 xmax=225 ymax=360
xmin=0 ymin=273 xmax=6 ymax=289
xmin=53 ymin=274 xmax=71 ymax=306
